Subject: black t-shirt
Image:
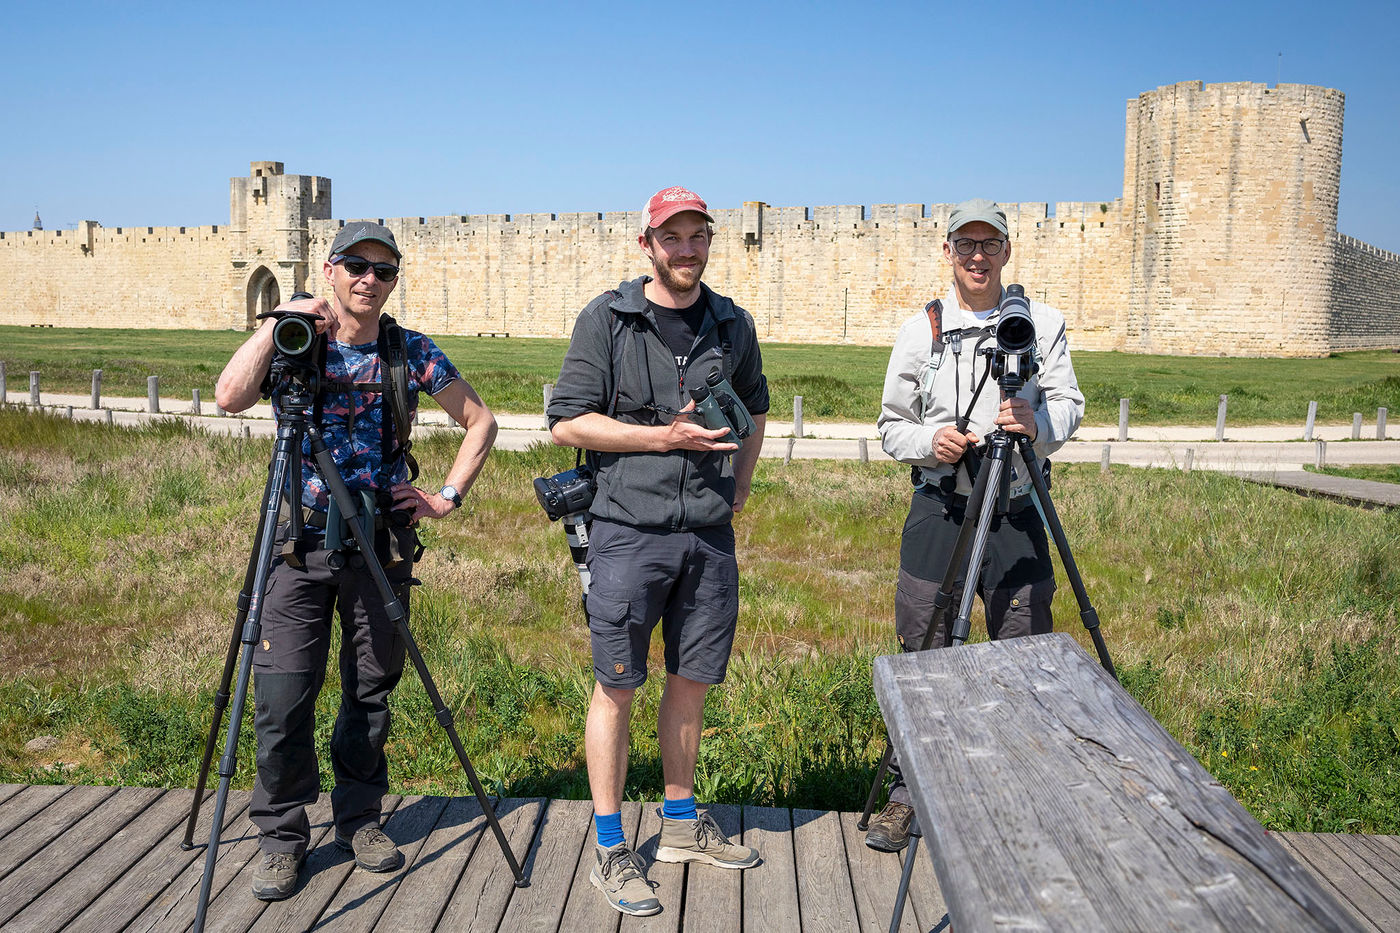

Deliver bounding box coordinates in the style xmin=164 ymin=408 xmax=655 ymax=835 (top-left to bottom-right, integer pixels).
xmin=648 ymin=294 xmax=707 ymax=387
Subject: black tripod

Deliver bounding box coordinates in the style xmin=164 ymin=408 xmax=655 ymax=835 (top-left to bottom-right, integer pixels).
xmin=858 ymin=404 xmax=1115 ymax=932
xmin=181 ymin=356 xmax=526 ymax=932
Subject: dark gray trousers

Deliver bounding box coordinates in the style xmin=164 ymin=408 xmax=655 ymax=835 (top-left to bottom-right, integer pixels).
xmin=886 ymin=486 xmax=1055 ymax=806
xmin=249 ymin=525 xmax=414 ymax=856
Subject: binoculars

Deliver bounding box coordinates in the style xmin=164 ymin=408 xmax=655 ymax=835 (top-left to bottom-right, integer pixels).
xmin=688 ymin=369 xmax=757 ymax=450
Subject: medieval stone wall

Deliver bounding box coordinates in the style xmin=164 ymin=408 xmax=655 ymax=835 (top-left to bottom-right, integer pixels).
xmin=2 ymin=81 xmax=1397 ymax=357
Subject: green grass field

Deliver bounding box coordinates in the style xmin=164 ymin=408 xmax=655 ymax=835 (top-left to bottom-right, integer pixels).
xmin=3 ymin=325 xmax=1397 ymax=425
xmin=1 ymin=408 xmax=1396 ymax=831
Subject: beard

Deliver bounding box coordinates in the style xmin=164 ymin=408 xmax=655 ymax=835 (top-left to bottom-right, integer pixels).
xmin=652 ymin=254 xmax=706 ymax=294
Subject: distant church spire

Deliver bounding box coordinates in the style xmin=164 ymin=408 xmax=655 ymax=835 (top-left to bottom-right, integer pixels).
xmin=32 ymin=210 xmax=42 ymax=231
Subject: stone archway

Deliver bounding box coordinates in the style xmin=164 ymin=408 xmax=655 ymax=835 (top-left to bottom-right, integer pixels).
xmin=245 ymin=266 xmax=280 ymax=329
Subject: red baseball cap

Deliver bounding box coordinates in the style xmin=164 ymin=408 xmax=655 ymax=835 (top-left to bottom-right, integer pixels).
xmin=642 ymin=186 xmax=714 ymax=231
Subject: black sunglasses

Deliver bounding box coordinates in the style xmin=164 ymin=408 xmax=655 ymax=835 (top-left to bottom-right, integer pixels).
xmin=334 ymin=254 xmax=400 ymax=282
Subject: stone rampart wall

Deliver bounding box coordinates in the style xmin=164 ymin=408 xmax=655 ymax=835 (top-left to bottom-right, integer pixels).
xmin=1329 ymin=235 xmax=1400 ymax=350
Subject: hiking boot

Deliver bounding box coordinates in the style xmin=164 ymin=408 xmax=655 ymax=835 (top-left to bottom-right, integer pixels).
xmin=590 ymin=842 xmax=661 ymax=916
xmin=335 ymin=823 xmax=404 ymax=872
xmin=865 ymin=801 xmax=915 ymax=852
xmin=655 ymin=810 xmax=760 ymax=869
xmin=251 ymin=851 xmax=302 ymax=901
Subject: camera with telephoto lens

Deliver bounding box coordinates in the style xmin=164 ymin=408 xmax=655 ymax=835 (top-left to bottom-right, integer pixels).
xmin=688 ymin=368 xmax=757 ymax=450
xmin=534 ymin=463 xmax=596 ymax=521
xmin=992 ymin=284 xmax=1038 ymax=392
xmin=256 ymin=292 xmax=324 ymax=368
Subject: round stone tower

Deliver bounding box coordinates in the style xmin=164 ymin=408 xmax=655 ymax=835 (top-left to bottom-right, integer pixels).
xmin=1122 ymin=81 xmax=1344 ymax=356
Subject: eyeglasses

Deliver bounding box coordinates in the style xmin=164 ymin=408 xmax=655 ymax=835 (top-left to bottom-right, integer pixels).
xmin=951 ymin=237 xmax=1006 ymax=256
xmin=333 ymin=254 xmax=400 ymax=282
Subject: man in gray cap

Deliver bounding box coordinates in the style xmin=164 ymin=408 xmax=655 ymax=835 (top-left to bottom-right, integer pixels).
xmin=216 ymin=221 xmax=498 ymax=900
xmin=867 ymin=199 xmax=1085 ymax=851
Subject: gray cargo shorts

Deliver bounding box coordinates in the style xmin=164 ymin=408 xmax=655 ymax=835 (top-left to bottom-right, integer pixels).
xmin=584 ymin=518 xmax=740 ymax=689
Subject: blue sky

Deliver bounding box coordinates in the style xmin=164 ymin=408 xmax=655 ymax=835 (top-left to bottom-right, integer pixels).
xmin=6 ymin=1 xmax=1398 ymax=248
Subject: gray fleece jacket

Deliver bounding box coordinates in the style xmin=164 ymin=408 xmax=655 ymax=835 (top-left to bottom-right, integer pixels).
xmin=547 ymin=276 xmax=769 ymax=530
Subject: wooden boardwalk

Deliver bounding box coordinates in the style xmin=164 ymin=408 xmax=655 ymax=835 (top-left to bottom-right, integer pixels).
xmin=0 ymin=783 xmax=950 ymax=932
xmin=0 ymin=783 xmax=1394 ymax=932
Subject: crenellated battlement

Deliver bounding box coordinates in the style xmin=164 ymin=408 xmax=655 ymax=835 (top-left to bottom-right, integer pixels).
xmin=0 ymin=81 xmax=1395 ymax=355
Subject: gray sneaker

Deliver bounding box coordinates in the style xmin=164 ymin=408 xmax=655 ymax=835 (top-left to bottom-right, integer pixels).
xmin=251 ymin=851 xmax=301 ymax=901
xmin=590 ymin=842 xmax=661 ymax=916
xmin=335 ymin=823 xmax=404 ymax=872
xmin=655 ymin=811 xmax=760 ymax=869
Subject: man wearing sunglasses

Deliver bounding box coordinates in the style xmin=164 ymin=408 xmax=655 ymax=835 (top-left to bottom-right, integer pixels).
xmin=869 ymin=198 xmax=1084 ymax=852
xmin=215 ymin=221 xmax=498 ymax=901
xmin=547 ymin=187 xmax=769 ymax=917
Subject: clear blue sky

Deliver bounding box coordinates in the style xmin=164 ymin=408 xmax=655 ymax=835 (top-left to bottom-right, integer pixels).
xmin=7 ymin=1 xmax=1398 ymax=248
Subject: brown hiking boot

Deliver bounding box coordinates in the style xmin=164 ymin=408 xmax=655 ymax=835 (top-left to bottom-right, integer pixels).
xmin=251 ymin=851 xmax=302 ymax=900
xmin=335 ymin=823 xmax=404 ymax=872
xmin=865 ymin=801 xmax=915 ymax=852
xmin=655 ymin=810 xmax=760 ymax=869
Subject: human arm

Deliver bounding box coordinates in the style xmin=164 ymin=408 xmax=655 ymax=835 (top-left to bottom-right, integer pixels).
xmin=878 ymin=315 xmax=978 ymax=464
xmin=549 ymin=409 xmax=736 ymax=453
xmin=1023 ymin=309 xmax=1084 ymax=459
xmin=390 ymin=377 xmax=498 ymax=522
xmin=731 ymin=413 xmax=766 ymax=513
xmin=214 ymin=296 xmax=339 ymax=413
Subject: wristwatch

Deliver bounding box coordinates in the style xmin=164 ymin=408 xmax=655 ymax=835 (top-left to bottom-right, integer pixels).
xmin=439 ymin=484 xmax=462 ymax=509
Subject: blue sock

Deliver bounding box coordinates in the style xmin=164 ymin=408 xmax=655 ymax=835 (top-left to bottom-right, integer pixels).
xmin=594 ymin=810 xmax=624 ymax=849
xmin=663 ymin=795 xmax=698 ymax=822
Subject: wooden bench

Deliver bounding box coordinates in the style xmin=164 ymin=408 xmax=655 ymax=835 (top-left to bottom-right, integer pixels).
xmin=873 ymin=632 xmax=1367 ymax=932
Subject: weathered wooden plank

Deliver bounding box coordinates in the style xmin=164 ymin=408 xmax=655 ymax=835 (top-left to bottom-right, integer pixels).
xmin=837 ymin=810 xmax=920 ymax=933
xmin=0 ymin=785 xmax=163 ymax=925
xmin=1276 ymin=832 xmax=1395 ymax=931
xmin=0 ymin=785 xmax=118 ymax=884
xmin=681 ymin=804 xmax=742 ymax=933
xmin=245 ymin=795 xmax=404 ymax=933
xmin=1322 ymin=834 xmax=1400 ymax=911
xmin=312 ymin=794 xmax=452 ymax=933
xmin=0 ymin=785 xmax=73 ymax=844
xmin=434 ymin=796 xmax=546 ymax=933
xmin=874 ymin=634 xmax=1367 ymax=933
xmin=62 ymin=792 xmax=252 ymax=933
xmin=743 ymin=805 xmax=799 ymax=932
xmin=497 ymin=796 xmax=592 ymax=932
xmin=4 ymin=789 xmax=203 ymax=933
xmin=371 ymin=794 xmax=486 ymax=929
xmin=624 ymin=802 xmax=682 ymax=933
xmin=0 ymin=784 xmax=25 ymax=808
xmin=792 ymin=808 xmax=859 ymax=933
xmin=191 ymin=794 xmax=337 ymax=933
xmin=558 ymin=800 xmax=639 ymax=932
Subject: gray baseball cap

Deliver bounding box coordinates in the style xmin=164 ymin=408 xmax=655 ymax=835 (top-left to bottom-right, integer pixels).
xmin=329 ymin=221 xmax=401 ymax=260
xmin=947 ymin=198 xmax=1009 ymax=238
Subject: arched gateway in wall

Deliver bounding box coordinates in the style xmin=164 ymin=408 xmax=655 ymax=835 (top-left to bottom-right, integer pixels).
xmin=245 ymin=267 xmax=280 ymax=329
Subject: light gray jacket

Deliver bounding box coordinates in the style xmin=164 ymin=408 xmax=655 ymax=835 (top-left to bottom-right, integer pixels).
xmin=877 ymin=286 xmax=1085 ymax=496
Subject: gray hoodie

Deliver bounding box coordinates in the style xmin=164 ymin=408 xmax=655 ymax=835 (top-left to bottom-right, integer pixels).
xmin=548 ymin=276 xmax=769 ymax=530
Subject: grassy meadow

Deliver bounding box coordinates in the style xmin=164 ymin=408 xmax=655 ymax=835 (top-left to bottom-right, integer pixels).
xmin=3 ymin=325 xmax=1399 ymax=425
xmin=1 ymin=407 xmax=1397 ymax=832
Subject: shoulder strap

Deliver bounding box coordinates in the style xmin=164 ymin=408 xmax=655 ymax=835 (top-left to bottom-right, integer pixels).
xmin=925 ymin=299 xmax=943 ymax=348
xmin=377 ymin=313 xmax=419 ymax=483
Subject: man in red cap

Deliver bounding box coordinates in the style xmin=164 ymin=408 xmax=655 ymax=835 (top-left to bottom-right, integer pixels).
xmin=548 ymin=186 xmax=770 ymax=916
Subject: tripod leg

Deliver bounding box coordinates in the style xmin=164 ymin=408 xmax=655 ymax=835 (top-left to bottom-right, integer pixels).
xmin=306 ymin=426 xmax=529 ymax=886
xmin=858 ymin=452 xmax=998 ymax=830
xmin=949 ymin=442 xmax=1010 ymax=646
xmin=183 ymin=523 xmax=267 ymax=850
xmin=1015 ymin=437 xmax=1116 ymax=678
xmin=888 ymin=813 xmax=922 ymax=933
xmin=193 ymin=425 xmax=299 ymax=933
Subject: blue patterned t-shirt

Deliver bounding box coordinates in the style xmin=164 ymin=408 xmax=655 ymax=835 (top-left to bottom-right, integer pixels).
xmin=273 ymin=329 xmax=461 ymax=511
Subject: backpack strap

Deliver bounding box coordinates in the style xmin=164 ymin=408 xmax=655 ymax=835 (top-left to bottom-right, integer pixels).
xmin=376 ymin=313 xmax=418 ymax=483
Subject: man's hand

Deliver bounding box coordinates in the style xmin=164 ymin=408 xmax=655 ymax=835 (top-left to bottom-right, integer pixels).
xmin=390 ymin=482 xmax=453 ymax=524
xmin=733 ymin=480 xmax=752 ymax=514
xmin=280 ymin=295 xmax=340 ymax=343
xmin=994 ymin=397 xmax=1038 ymax=440
xmin=658 ymin=401 xmax=739 ymax=453
xmin=933 ymin=425 xmax=980 ymax=464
